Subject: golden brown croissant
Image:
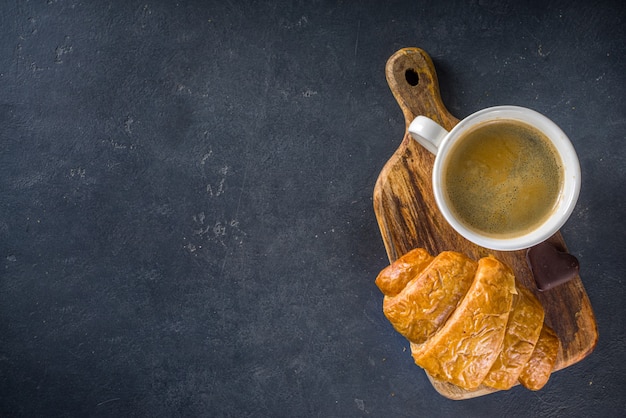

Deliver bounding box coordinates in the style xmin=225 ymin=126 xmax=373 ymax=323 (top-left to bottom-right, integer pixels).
xmin=375 ymin=248 xmax=559 ymax=393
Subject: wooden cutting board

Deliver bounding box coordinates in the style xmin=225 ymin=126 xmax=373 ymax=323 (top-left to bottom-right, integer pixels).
xmin=373 ymin=47 xmax=598 ymax=400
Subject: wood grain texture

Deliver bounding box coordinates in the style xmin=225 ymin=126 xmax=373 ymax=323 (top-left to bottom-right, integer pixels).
xmin=373 ymin=48 xmax=598 ymax=400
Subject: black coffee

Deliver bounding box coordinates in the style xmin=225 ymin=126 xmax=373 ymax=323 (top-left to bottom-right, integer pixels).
xmin=444 ymin=119 xmax=563 ymax=238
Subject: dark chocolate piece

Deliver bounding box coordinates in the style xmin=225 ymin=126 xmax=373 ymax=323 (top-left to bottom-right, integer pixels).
xmin=526 ymin=242 xmax=580 ymax=291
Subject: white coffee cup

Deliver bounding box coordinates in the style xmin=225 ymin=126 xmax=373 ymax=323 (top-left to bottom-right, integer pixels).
xmin=409 ymin=106 xmax=581 ymax=251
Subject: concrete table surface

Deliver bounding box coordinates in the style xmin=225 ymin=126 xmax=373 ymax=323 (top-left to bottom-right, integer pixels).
xmin=1 ymin=1 xmax=624 ymax=416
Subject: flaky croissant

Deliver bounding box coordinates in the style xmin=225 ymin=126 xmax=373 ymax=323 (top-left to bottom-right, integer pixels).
xmin=376 ymin=248 xmax=559 ymax=392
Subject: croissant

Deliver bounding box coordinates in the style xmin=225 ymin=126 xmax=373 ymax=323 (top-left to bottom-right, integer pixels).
xmin=376 ymin=248 xmax=559 ymax=392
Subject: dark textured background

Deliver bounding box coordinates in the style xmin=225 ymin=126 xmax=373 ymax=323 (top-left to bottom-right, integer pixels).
xmin=1 ymin=0 xmax=625 ymax=416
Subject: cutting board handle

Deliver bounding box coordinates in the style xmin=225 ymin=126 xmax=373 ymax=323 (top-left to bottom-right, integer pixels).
xmin=385 ymin=48 xmax=459 ymax=131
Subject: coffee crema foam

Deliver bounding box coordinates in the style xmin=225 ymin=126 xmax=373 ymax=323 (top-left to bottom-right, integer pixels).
xmin=444 ymin=119 xmax=563 ymax=238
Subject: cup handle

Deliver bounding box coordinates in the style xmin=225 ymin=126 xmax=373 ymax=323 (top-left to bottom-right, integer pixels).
xmin=408 ymin=116 xmax=449 ymax=155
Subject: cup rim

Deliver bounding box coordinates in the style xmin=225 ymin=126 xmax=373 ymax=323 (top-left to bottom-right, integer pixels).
xmin=432 ymin=105 xmax=581 ymax=251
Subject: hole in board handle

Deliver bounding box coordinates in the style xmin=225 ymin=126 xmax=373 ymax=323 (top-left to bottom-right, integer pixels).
xmin=405 ymin=69 xmax=419 ymax=86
